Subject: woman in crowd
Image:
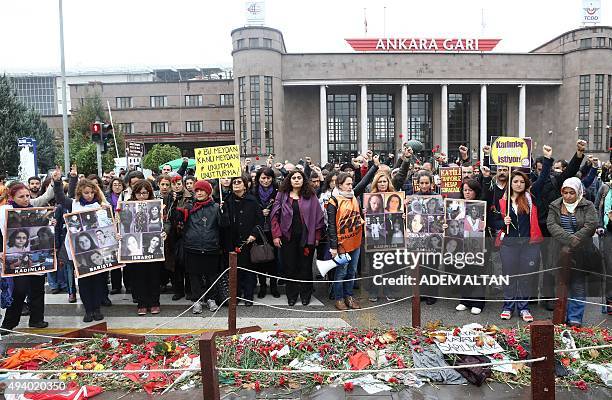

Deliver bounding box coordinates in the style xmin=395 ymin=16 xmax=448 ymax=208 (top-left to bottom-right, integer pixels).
xmin=251 ymin=167 xmax=280 ymax=298
xmin=167 ymin=175 xmax=192 ymax=301
xmin=547 ymin=177 xmax=598 ymax=327
xmin=122 ymin=180 xmax=166 ymax=315
xmin=327 ymin=155 xmax=380 ymax=310
xmin=271 ymin=170 xmax=324 ymax=306
xmin=213 ymin=178 xmax=232 ymax=204
xmin=495 ymin=170 xmax=544 ymax=322
xmin=52 ymin=167 xmax=110 ymax=323
xmin=221 ymin=175 xmax=263 ymax=306
xmin=155 ymin=174 xmax=174 ymax=294
xmin=453 ymin=179 xmax=487 ymax=315
xmin=173 ymin=180 xmax=226 ymax=313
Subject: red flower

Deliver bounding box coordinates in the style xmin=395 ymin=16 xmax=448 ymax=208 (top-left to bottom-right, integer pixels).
xmin=235 ymin=247 xmax=241 ymax=254
xmin=452 ymin=328 xmax=461 ymax=336
xmin=388 ymin=377 xmax=399 ymax=384
xmin=313 ymin=374 xmax=323 ymax=384
xmin=278 ymin=376 xmax=286 ymax=386
xmin=254 ymin=381 xmax=261 ymax=392
xmin=344 ymin=382 xmax=354 ymax=392
xmin=573 ymin=380 xmax=588 ymax=391
xmin=303 ymin=247 xmax=310 ymax=256
xmin=255 ymin=156 xmax=260 ymax=161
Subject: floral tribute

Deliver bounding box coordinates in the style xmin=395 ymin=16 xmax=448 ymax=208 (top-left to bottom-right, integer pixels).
xmin=3 ymin=324 xmax=610 ymax=394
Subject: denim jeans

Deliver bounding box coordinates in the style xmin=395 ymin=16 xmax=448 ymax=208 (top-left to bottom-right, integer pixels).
xmin=566 ymin=270 xmax=586 ymax=324
xmin=333 ymin=248 xmax=360 ymax=300
xmin=500 ymin=242 xmax=540 ymax=314
xmin=47 ymin=270 xmax=67 ymax=290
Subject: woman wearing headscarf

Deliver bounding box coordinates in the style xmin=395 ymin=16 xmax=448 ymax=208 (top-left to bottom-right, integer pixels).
xmin=547 ymin=177 xmax=598 ymax=327
xmin=271 ymin=170 xmax=324 ymax=306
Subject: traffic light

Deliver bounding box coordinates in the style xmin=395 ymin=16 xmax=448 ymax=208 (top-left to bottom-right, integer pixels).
xmin=90 ymin=122 xmax=102 ymax=143
xmin=101 ymin=123 xmax=113 ymax=153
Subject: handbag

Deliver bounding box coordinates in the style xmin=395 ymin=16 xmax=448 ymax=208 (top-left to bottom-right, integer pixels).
xmin=250 ymin=226 xmax=275 ymax=264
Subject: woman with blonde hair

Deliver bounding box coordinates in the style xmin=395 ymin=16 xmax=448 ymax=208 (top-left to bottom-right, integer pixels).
xmin=54 ymin=166 xmax=110 ymax=323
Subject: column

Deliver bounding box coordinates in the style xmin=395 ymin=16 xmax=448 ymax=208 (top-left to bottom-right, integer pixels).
xmin=440 ymin=84 xmax=448 ymax=155
xmin=480 ymin=84 xmax=488 ymax=160
xmin=360 ymin=85 xmax=368 ymax=154
xmin=401 ymin=84 xmax=408 ymax=146
xmin=320 ymin=85 xmax=328 ymax=165
xmin=518 ymin=84 xmax=526 ymax=138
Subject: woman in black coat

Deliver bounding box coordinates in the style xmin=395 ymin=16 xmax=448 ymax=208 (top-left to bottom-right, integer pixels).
xmin=221 ymin=175 xmax=264 ymax=306
xmin=250 ymin=167 xmax=280 ymax=298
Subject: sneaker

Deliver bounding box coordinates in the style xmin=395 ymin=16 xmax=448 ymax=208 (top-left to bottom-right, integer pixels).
xmin=192 ymin=302 xmax=203 ymax=314
xmin=150 ymin=306 xmax=160 ymax=315
xmin=500 ymin=310 xmax=512 ymax=320
xmin=137 ymin=308 xmax=147 ymax=316
xmin=368 ymin=297 xmax=379 ymax=302
xmin=470 ymin=307 xmax=482 ymax=315
xmin=51 ymin=288 xmax=62 ymax=294
xmin=456 ymin=304 xmax=468 ymax=311
xmin=520 ymin=310 xmax=534 ymax=323
xmin=68 ymin=294 xmax=77 ymax=303
xmin=385 ymin=296 xmax=396 ymax=301
xmin=207 ymin=299 xmax=218 ymax=312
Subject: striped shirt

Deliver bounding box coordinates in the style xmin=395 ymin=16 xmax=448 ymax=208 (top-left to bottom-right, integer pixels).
xmin=559 ymin=213 xmax=577 ymax=234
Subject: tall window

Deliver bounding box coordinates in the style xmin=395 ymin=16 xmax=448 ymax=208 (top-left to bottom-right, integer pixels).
xmin=249 ymin=38 xmax=259 ymax=48
xmin=239 ymin=77 xmax=247 ymax=152
xmin=487 ymin=93 xmax=507 ymax=142
xmin=263 ymin=38 xmax=272 ymax=48
xmin=580 ymin=38 xmax=592 ymax=49
xmin=186 ymin=121 xmax=203 ymax=133
xmin=220 ymin=120 xmax=235 ymax=132
xmin=263 ymin=76 xmax=274 ymax=154
xmin=185 ymin=95 xmax=202 ymax=107
xmin=327 ymin=94 xmax=358 ymax=163
xmin=448 ymin=93 xmax=470 ymax=161
xmin=118 ymin=123 xmax=133 ymax=134
xmin=407 ymin=94 xmax=433 ymax=153
xmin=150 ymin=96 xmax=167 ymax=108
xmin=367 ymin=94 xmax=395 ymax=157
xmin=594 ymin=75 xmax=604 ymax=150
xmin=578 ymin=75 xmax=590 ymax=145
xmin=250 ymin=76 xmax=261 ymax=154
xmin=115 ymin=97 xmax=132 ymax=109
xmin=151 ymin=122 xmax=168 ymax=133
xmin=9 ymin=76 xmax=56 ymax=115
xmin=220 ymin=94 xmax=234 ymax=106
xmin=596 ymin=37 xmax=607 ymax=48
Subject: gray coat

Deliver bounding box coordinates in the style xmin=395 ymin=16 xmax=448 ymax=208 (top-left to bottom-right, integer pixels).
xmin=546 ymin=197 xmax=598 ymax=269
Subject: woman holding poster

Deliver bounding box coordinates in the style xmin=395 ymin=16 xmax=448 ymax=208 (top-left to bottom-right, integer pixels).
xmin=327 ymin=155 xmax=379 ymax=310
xmin=0 ymin=168 xmax=62 ymax=334
xmin=53 ymin=167 xmax=110 ymax=323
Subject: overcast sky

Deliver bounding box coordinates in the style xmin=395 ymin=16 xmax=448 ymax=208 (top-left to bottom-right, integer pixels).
xmin=1 ymin=0 xmax=610 ymax=73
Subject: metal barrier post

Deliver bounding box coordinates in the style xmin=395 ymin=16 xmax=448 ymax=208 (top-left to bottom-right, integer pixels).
xmin=553 ymin=248 xmax=571 ymax=324
xmin=530 ymin=320 xmax=555 ymax=400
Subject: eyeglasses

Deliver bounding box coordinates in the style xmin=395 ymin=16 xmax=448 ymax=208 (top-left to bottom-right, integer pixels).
xmin=136 ymin=191 xmax=149 ymax=196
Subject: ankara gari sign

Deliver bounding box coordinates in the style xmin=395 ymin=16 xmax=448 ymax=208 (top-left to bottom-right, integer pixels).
xmin=346 ymin=38 xmax=501 ymax=52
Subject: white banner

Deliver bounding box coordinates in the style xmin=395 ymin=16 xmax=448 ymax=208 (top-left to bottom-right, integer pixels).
xmin=246 ymin=1 xmax=265 ymax=25
xmin=582 ymin=0 xmax=601 ymax=25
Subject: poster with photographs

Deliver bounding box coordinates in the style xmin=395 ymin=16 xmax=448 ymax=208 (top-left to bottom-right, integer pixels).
xmin=3 ymin=207 xmax=56 ymax=277
xmin=117 ymin=200 xmax=165 ymax=263
xmin=405 ymin=195 xmax=444 ymax=253
xmin=64 ymin=206 xmax=122 ymax=278
xmin=363 ymin=192 xmax=405 ymax=252
xmin=443 ymin=199 xmax=487 ymax=257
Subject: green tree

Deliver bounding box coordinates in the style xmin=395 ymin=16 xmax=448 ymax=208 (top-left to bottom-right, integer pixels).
xmin=0 ymin=75 xmax=57 ymax=176
xmin=56 ymin=94 xmax=125 ymax=175
xmin=142 ymin=144 xmax=181 ymax=171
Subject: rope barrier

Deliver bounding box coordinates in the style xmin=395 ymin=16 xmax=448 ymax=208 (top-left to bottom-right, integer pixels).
xmin=143 ymin=267 xmax=230 ymax=335
xmin=216 ymin=357 xmax=546 ymax=374
xmin=572 ymin=267 xmax=612 ymax=279
xmin=238 ymin=265 xmax=416 ymax=283
xmin=236 ymin=296 xmax=413 ymax=313
xmin=553 ymin=344 xmax=612 ymax=354
xmin=0 ymin=357 xmax=546 ymax=376
xmin=567 ymin=298 xmax=611 ymax=308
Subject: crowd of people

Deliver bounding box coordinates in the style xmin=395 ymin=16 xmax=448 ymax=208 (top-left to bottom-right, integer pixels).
xmin=0 ymin=138 xmax=611 ymax=334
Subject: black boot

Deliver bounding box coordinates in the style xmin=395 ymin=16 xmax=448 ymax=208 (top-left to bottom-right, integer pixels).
xmin=270 ymin=282 xmax=280 ymax=298
xmin=258 ymin=284 xmax=267 ymax=299
xmin=93 ymin=309 xmax=104 ymax=321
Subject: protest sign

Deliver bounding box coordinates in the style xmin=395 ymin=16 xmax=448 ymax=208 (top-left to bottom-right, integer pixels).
xmin=117 ymin=200 xmax=165 ymax=263
xmin=489 ymin=136 xmax=532 ymax=168
xmin=443 ymin=199 xmax=486 ymax=257
xmin=432 ymin=330 xmax=505 ymax=355
xmin=405 ymin=195 xmax=444 ymax=253
xmin=64 ymin=206 xmax=123 ymax=278
xmin=195 ymin=145 xmax=241 ymax=180
xmin=3 ymin=207 xmax=56 ymax=277
xmin=363 ymin=192 xmax=405 ymax=252
xmin=439 ymin=167 xmax=462 ymax=198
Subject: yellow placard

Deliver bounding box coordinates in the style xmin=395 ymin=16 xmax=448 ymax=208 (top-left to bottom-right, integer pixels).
xmin=195 ymin=145 xmax=242 ymax=180
xmin=490 ymin=137 xmax=531 ymax=167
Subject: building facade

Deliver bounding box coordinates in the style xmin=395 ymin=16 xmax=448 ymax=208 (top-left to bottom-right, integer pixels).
xmin=232 ymin=26 xmax=612 ymax=164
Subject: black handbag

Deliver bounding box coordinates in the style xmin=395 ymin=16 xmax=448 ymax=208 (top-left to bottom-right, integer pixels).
xmin=250 ymin=226 xmax=275 ymax=264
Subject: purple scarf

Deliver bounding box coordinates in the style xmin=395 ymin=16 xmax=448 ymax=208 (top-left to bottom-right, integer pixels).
xmin=110 ymin=192 xmax=120 ymax=208
xmin=258 ymin=185 xmax=274 ymax=204
xmin=270 ymin=191 xmax=324 ymax=245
